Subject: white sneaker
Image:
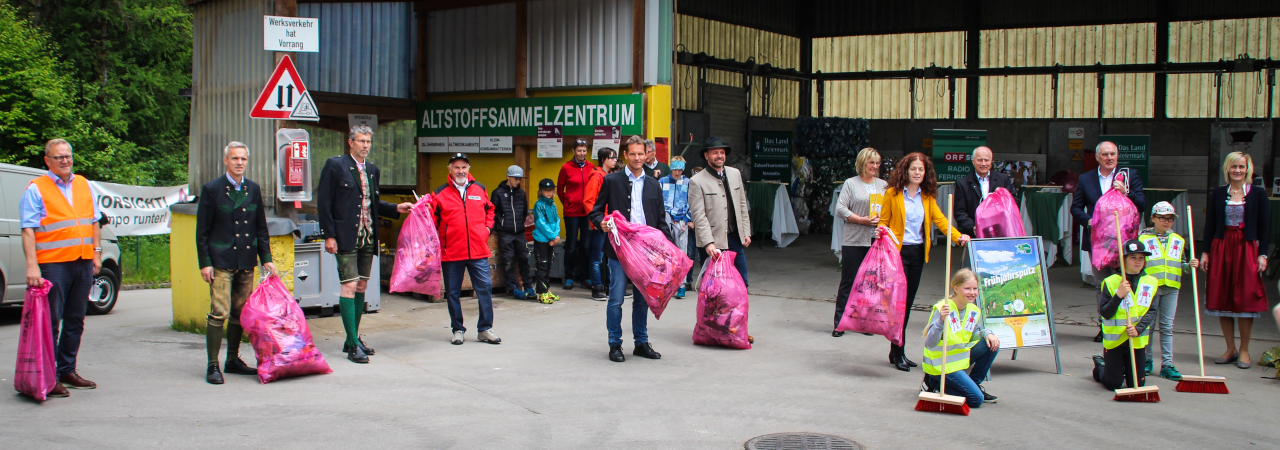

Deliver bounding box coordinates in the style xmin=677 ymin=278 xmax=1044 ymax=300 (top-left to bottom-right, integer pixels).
xmin=451 ymin=330 xmax=464 ymax=345
xmin=478 ymin=329 xmax=502 ymax=344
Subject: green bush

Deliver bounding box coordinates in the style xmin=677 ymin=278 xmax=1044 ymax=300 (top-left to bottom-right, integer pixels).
xmin=117 ymin=235 xmax=171 ymax=286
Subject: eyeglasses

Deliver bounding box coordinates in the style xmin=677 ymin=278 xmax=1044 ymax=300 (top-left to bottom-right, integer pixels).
xmin=48 ymin=155 xmax=73 ymax=162
xmin=1152 ymin=216 xmax=1175 ymax=221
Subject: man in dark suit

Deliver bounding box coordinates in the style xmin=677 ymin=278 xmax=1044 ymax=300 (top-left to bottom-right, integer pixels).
xmin=317 ymin=125 xmax=413 ymax=363
xmin=196 ymin=141 xmax=277 ymax=384
xmin=954 ymin=146 xmax=1017 ymax=237
xmin=1070 ymin=141 xmax=1145 ymax=341
xmin=590 ymin=135 xmax=671 ymax=363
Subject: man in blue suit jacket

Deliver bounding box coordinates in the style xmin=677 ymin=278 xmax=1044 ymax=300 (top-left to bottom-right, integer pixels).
xmin=1070 ymin=141 xmax=1145 ymax=341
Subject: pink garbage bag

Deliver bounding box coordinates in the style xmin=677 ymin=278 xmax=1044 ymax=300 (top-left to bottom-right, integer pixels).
xmin=693 ymin=251 xmax=751 ymax=349
xmin=975 ymin=187 xmax=1026 ymax=238
xmin=605 ymin=210 xmax=694 ymax=319
xmin=390 ymin=194 xmax=442 ymax=296
xmin=14 ymin=280 xmax=56 ymax=401
xmin=241 ymin=275 xmax=332 ymax=384
xmin=1089 ymin=189 xmax=1140 ymax=270
xmin=836 ymin=227 xmax=908 ymax=347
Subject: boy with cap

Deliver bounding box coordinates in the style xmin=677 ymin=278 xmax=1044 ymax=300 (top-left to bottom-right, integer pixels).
xmin=532 ymin=178 xmax=562 ymax=303
xmin=659 ymin=156 xmax=694 ymax=298
xmin=1092 ymin=239 xmax=1161 ymax=391
xmin=1137 ymin=201 xmax=1200 ymax=380
xmin=491 ymin=165 xmax=534 ymax=299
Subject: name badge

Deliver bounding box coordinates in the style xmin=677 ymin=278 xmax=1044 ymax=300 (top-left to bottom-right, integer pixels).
xmin=947 ymin=311 xmax=963 ymax=334
xmin=1135 ymin=283 xmax=1154 ymax=308
xmin=467 ymin=195 xmax=483 ymax=201
xmin=1169 ymin=237 xmax=1184 ymax=258
xmin=964 ymin=309 xmax=979 ymax=332
xmin=1143 ymin=237 xmax=1162 ymax=259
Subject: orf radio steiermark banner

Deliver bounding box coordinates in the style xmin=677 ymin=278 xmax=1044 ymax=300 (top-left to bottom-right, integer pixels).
xmin=417 ymin=95 xmax=643 ymax=138
xmin=931 ymin=129 xmax=987 ymax=182
xmin=89 ymin=181 xmax=190 ymax=236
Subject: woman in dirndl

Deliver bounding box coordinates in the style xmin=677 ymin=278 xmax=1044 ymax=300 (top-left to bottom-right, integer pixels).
xmin=1199 ymin=151 xmax=1270 ymax=370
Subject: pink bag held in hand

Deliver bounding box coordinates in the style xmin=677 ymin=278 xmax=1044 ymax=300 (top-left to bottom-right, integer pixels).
xmin=975 ymin=187 xmax=1026 ymax=238
xmin=836 ymin=226 xmax=908 ymax=347
xmin=1089 ymin=189 xmax=1139 ymax=270
xmin=14 ymin=280 xmax=56 ymax=401
xmin=604 ymin=211 xmax=694 ymax=319
xmin=241 ymin=275 xmax=332 ymax=384
xmin=693 ymin=251 xmax=751 ymax=349
xmin=390 ymin=194 xmax=442 ymax=296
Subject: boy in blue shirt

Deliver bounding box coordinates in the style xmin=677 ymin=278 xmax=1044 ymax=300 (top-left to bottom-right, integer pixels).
xmin=532 ymin=179 xmax=562 ymax=303
xmin=660 ymin=156 xmax=694 ymax=298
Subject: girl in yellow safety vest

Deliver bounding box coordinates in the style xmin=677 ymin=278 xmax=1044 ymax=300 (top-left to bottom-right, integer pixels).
xmin=1092 ymin=239 xmax=1161 ymax=391
xmin=1137 ymin=201 xmax=1199 ymax=381
xmin=920 ymin=269 xmax=1001 ymax=408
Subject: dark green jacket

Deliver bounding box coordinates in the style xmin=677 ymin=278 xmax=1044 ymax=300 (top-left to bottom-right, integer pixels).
xmin=196 ymin=175 xmax=272 ymax=270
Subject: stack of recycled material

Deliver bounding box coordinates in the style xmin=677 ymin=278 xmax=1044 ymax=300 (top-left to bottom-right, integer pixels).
xmin=792 ymin=117 xmax=872 ymax=235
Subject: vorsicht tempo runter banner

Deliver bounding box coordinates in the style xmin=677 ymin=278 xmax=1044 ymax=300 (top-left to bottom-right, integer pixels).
xmin=90 ymin=181 xmax=190 ymax=236
xmin=968 ymin=236 xmax=1058 ymax=349
xmin=931 ymin=129 xmax=986 ymax=182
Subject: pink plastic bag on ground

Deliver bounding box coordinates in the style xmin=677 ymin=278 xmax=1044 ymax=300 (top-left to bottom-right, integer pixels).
xmin=390 ymin=194 xmax=442 ymax=296
xmin=604 ymin=210 xmax=694 ymax=319
xmin=14 ymin=280 xmax=56 ymax=401
xmin=836 ymin=227 xmax=907 ymax=347
xmin=975 ymin=187 xmax=1026 ymax=238
xmin=693 ymin=251 xmax=751 ymax=349
xmin=1090 ymin=189 xmax=1140 ymax=270
xmin=241 ymin=275 xmax=332 ymax=384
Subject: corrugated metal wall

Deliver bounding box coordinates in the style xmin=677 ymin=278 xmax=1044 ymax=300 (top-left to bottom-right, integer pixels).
xmin=812 ymin=32 xmax=966 ymax=119
xmin=819 ymin=78 xmax=967 ymax=119
xmin=527 ymin=0 xmax=634 ymax=89
xmin=427 ymin=3 xmax=516 ymax=93
xmin=188 ymin=0 xmax=278 ymax=198
xmin=674 ymin=14 xmax=800 ymax=117
xmin=1168 ymin=17 xmax=1280 ymax=118
xmin=296 ymin=2 xmax=416 ymax=98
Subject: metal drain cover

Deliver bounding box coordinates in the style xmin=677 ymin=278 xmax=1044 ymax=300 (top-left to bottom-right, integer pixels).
xmin=745 ymin=432 xmax=862 ymax=450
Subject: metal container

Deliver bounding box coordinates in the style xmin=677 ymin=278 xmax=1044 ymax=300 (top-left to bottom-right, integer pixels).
xmin=292 ymin=241 xmax=381 ymax=314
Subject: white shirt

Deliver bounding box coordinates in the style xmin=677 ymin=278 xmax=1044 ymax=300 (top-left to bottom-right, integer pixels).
xmin=226 ymin=173 xmax=244 ymax=191
xmin=903 ymin=187 xmax=925 ymax=245
xmin=452 ymin=179 xmax=467 ymax=200
xmin=976 ymin=172 xmax=989 ymax=201
xmin=1098 ymin=167 xmax=1116 ymax=195
xmin=626 ymin=168 xmax=647 ymax=225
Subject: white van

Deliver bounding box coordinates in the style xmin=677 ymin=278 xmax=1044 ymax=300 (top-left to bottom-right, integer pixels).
xmin=1 ymin=162 xmax=122 ymax=314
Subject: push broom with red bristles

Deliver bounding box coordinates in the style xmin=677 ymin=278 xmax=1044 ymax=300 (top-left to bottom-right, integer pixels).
xmin=1112 ymin=212 xmax=1160 ymax=403
xmin=915 ymin=194 xmax=970 ymax=415
xmin=1176 ymin=205 xmax=1229 ymax=393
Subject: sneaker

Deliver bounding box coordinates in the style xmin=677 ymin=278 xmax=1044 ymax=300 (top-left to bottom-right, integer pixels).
xmin=1092 ymin=354 xmax=1106 ymax=370
xmin=978 ymin=384 xmax=998 ymax=403
xmin=1143 ymin=358 xmax=1153 ymax=375
xmin=538 ymin=292 xmax=554 ymax=304
xmin=513 ymin=288 xmax=527 ymax=300
xmin=920 ymin=375 xmax=937 ymax=393
xmin=548 ymin=292 xmax=561 ymax=302
xmin=1160 ymin=365 xmax=1183 ymax=381
xmin=592 ymin=285 xmax=608 ymax=301
xmin=451 ymin=330 xmax=465 ymax=345
xmin=524 ymin=288 xmax=537 ymax=299
xmin=477 ymin=329 xmax=502 ymax=344
xmin=563 ymin=279 xmax=575 ymax=290
xmin=675 ymin=287 xmax=686 ymax=299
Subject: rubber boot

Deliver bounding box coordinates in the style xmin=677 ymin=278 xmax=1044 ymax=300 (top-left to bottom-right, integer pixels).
xmin=206 ymin=323 xmax=223 ymax=367
xmin=339 ymin=296 xmax=358 ymax=349
xmin=353 ymin=292 xmax=374 ymax=354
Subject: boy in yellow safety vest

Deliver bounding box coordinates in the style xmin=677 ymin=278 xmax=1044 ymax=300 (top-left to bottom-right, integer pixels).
xmin=1137 ymin=201 xmax=1199 ymax=381
xmin=1092 ymin=239 xmax=1161 ymax=391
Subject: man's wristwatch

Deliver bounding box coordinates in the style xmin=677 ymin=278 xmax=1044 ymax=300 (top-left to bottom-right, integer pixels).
xmin=94 ymin=247 xmax=103 ymax=253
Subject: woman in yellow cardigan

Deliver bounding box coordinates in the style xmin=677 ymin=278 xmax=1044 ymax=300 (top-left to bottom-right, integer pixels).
xmin=877 ymin=152 xmax=970 ymax=372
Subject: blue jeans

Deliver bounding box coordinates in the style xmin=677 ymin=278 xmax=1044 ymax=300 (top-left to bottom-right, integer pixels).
xmin=606 ymin=258 xmax=648 ymax=346
xmin=1145 ymin=287 xmax=1178 ymax=369
xmin=563 ymin=216 xmax=590 ymax=282
xmin=442 ymin=259 xmax=494 ymax=333
xmin=924 ymin=339 xmax=999 ymax=408
xmin=587 ymin=229 xmax=606 ymax=287
xmin=41 ymin=259 xmax=93 ymax=377
xmin=698 ymin=231 xmax=748 ymax=287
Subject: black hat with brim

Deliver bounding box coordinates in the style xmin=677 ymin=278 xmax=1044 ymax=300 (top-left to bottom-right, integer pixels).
xmin=539 ymin=178 xmax=556 ymax=190
xmin=448 ymin=152 xmax=469 ymax=164
xmin=702 ymin=137 xmax=730 ymax=155
xmin=1122 ymin=239 xmax=1151 ymax=257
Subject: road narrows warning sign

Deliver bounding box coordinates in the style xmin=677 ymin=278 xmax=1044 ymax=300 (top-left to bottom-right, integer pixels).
xmin=251 ymin=55 xmax=319 ymax=121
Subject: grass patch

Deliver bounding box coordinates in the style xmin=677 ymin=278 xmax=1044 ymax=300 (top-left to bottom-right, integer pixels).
xmin=117 ymin=235 xmax=171 ymax=285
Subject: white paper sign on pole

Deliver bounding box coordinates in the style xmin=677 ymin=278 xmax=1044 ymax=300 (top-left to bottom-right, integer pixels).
xmin=537 ymin=126 xmax=563 ymax=158
xmin=348 ymin=114 xmax=378 ymax=132
xmin=90 ymin=181 xmax=191 ymax=236
xmin=263 ymin=16 xmax=319 ymax=52
xmin=448 ymin=137 xmax=481 ymax=154
xmin=418 ymin=137 xmax=448 ymax=153
xmin=480 ymin=137 xmax=513 ymax=154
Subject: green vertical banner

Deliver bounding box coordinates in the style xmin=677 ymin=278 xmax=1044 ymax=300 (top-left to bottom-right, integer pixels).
xmin=1099 ymin=135 xmax=1149 ymax=188
xmin=750 ymin=131 xmax=793 ymax=183
xmin=932 ymin=129 xmax=987 ymax=182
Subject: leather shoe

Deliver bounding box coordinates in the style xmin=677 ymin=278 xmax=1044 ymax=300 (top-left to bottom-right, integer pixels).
xmin=902 ymin=355 xmax=918 ymax=368
xmin=224 ymin=357 xmax=258 ymax=376
xmin=1094 ymin=330 xmax=1104 ymax=343
xmin=48 ymin=383 xmax=70 ymax=398
xmin=59 ymin=371 xmax=96 ymax=389
xmin=206 ymin=365 xmax=224 ymax=385
xmin=894 ymin=361 xmax=911 ymax=372
xmin=344 ymin=339 xmax=376 ymax=355
xmin=609 ymin=345 xmax=625 ymax=362
xmin=633 ymin=342 xmax=662 ymax=359
xmin=831 ymin=330 xmax=844 ymax=337
xmin=348 ymin=346 xmax=369 ymax=364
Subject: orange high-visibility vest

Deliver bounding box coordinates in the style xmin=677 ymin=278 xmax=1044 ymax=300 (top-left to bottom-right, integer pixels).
xmin=30 ymin=175 xmax=95 ymax=263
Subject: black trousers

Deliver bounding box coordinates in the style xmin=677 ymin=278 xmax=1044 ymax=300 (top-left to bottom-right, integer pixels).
xmin=533 ymin=241 xmax=552 ymax=294
xmin=834 ymin=245 xmax=872 ymax=328
xmin=497 ymin=231 xmax=531 ymax=290
xmin=1094 ymin=340 xmax=1147 ymax=390
xmin=891 ymin=244 xmax=925 ymax=359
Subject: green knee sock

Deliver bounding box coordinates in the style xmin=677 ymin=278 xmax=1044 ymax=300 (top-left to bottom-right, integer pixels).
xmin=226 ymin=323 xmax=245 ymax=361
xmin=339 ymin=296 xmax=358 ymax=347
xmin=354 ymin=292 xmax=366 ymax=336
xmin=206 ymin=324 xmax=224 ymax=366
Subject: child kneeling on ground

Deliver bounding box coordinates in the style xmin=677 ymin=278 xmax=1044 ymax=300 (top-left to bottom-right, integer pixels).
xmin=920 ymin=269 xmax=1001 ymax=408
xmin=1093 ymin=239 xmax=1160 ymax=390
xmin=532 ymin=179 xmax=562 ymax=304
xmin=1137 ymin=201 xmax=1199 ymax=380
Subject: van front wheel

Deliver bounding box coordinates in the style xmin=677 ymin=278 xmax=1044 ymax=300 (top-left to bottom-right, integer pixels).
xmin=88 ymin=267 xmax=119 ymax=315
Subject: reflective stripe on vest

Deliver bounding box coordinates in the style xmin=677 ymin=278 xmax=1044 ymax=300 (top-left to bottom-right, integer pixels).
xmin=30 ymin=175 xmax=95 ymax=263
xmin=1139 ymin=233 xmax=1184 ymax=289
xmin=1100 ymin=275 xmax=1156 ymax=350
xmin=922 ymin=298 xmax=982 ymax=376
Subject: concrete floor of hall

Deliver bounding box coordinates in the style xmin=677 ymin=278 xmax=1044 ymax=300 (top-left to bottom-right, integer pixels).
xmin=0 ymin=233 xmax=1276 ymax=449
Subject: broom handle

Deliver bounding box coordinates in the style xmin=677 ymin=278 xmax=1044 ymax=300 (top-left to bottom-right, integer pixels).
xmin=1186 ymin=205 xmax=1206 ymax=377
xmin=1115 ymin=212 xmax=1140 ymax=388
xmin=945 ymin=194 xmax=953 ymax=298
xmin=939 ymin=194 xmax=954 ymax=397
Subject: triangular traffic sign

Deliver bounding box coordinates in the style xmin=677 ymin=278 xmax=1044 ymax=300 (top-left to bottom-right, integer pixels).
xmin=250 ymin=55 xmax=319 ymax=121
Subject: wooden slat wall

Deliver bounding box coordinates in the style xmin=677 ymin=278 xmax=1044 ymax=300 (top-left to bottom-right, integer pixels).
xmin=813 ymin=32 xmax=967 ymax=119
xmin=674 ymin=14 xmax=800 ymax=118
xmin=1168 ymin=17 xmax=1280 ymax=118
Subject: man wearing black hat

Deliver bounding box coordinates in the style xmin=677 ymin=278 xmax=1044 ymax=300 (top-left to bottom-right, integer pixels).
xmin=431 ymin=152 xmax=501 ymax=346
xmin=688 ymin=137 xmax=752 ymax=286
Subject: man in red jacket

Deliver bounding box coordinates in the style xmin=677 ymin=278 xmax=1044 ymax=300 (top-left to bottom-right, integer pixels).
xmin=557 ymin=138 xmax=596 ymax=291
xmin=432 ymin=153 xmax=500 ymax=346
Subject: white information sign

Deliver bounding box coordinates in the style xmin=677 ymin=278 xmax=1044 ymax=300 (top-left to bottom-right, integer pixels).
xmin=1068 ymin=127 xmax=1085 ymax=139
xmin=348 ymin=114 xmax=378 ymax=132
xmin=418 ymin=136 xmax=448 ymax=153
xmin=448 ymin=136 xmax=481 ymax=154
xmin=263 ymin=16 xmax=319 ymax=52
xmin=537 ymin=126 xmax=563 ymax=158
xmin=480 ymin=136 xmax=513 ymax=154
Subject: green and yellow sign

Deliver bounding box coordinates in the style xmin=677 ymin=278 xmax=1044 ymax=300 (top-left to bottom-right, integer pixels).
xmin=1099 ymin=135 xmax=1150 ymax=188
xmin=417 ymin=94 xmax=644 ymax=137
xmin=931 ymin=129 xmax=987 ymax=182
